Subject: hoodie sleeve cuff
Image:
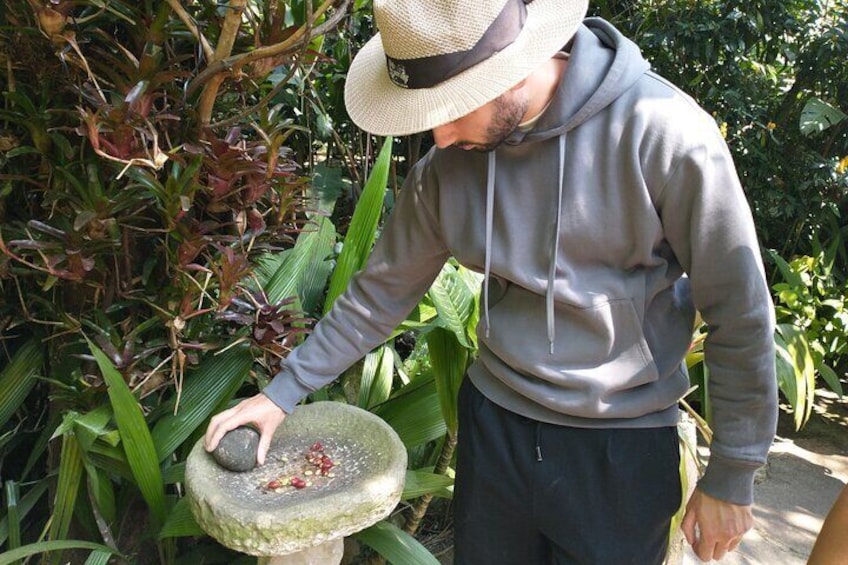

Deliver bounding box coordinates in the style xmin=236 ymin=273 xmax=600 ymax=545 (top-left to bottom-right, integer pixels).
xmin=696 ymin=454 xmax=760 ymax=505
xmin=262 ymin=369 xmax=312 ymax=415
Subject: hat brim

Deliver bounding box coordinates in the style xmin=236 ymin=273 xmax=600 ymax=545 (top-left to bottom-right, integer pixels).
xmin=344 ymin=0 xmax=589 ymax=136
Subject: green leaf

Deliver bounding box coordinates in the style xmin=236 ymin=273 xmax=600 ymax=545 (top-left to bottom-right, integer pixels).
xmin=0 ymin=338 xmax=43 ymax=430
xmin=767 ymin=249 xmax=802 ymax=288
xmin=4 ymin=481 xmax=20 ymax=551
xmin=428 ymin=264 xmax=474 ymax=349
xmin=48 ymin=434 xmax=84 ymax=543
xmin=162 ymin=462 xmax=186 ymax=485
xmin=353 ymin=520 xmax=440 ymax=565
xmin=426 ymin=328 xmax=467 ymax=435
xmin=84 ymin=551 xmax=113 ymax=565
xmin=87 ymin=338 xmax=167 ymax=526
xmin=0 ymin=480 xmax=49 ymax=547
xmin=815 ymin=360 xmax=843 ymax=397
xmin=151 ymin=346 xmax=252 ymax=462
xmin=264 ymin=215 xmax=337 ymax=309
xmin=402 ymin=470 xmax=454 ymax=500
xmin=358 ymin=345 xmax=395 ymax=409
xmin=324 ymin=137 xmax=393 ymax=312
xmin=0 ymin=541 xmax=121 ymax=565
xmin=374 ymin=376 xmax=447 ymax=448
xmin=83 ymin=462 xmax=116 ymax=528
xmin=774 ymin=325 xmax=816 ymax=430
xmin=159 ymin=497 xmax=204 ymax=539
xmin=800 ymin=97 xmax=847 ymax=136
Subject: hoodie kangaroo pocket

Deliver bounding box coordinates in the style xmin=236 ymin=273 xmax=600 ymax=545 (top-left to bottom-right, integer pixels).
xmin=484 ymin=289 xmax=661 ymax=399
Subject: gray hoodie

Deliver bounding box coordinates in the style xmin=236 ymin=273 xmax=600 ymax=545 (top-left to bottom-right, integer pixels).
xmin=264 ymin=18 xmax=778 ymax=505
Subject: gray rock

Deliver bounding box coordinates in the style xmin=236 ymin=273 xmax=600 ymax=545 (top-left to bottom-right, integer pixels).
xmin=213 ymin=426 xmax=260 ymax=472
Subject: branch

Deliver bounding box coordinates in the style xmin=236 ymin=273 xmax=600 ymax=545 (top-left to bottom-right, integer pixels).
xmin=164 ymin=0 xmax=214 ymax=61
xmin=187 ymin=0 xmax=349 ymax=97
xmin=197 ymin=0 xmax=249 ymax=126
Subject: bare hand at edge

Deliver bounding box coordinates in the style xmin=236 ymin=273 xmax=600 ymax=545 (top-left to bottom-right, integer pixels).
xmin=204 ymin=393 xmax=286 ymax=466
xmin=682 ymin=489 xmax=753 ymax=562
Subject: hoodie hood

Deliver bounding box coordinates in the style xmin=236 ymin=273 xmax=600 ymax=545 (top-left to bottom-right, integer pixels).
xmin=507 ymin=17 xmax=651 ymax=145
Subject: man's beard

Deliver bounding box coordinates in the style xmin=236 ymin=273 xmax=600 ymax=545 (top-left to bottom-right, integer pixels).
xmin=455 ymin=92 xmax=529 ymax=153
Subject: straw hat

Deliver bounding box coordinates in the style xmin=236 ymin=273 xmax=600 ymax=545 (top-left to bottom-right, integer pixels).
xmin=344 ymin=0 xmax=589 ymax=136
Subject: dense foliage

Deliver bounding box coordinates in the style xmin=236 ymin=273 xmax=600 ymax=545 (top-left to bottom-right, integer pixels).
xmin=1 ymin=0 xmax=846 ymax=563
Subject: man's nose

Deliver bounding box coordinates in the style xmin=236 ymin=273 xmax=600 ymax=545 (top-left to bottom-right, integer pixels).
xmin=431 ymin=123 xmax=457 ymax=149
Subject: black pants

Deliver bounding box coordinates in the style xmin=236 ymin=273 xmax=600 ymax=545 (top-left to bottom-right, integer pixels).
xmin=454 ymin=378 xmax=681 ymax=565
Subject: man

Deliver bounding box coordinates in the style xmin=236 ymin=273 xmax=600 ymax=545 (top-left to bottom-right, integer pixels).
xmin=205 ymin=0 xmax=778 ymax=562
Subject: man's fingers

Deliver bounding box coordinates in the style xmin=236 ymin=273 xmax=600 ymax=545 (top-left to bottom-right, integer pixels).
xmin=694 ymin=539 xmax=717 ymax=562
xmin=204 ymin=408 xmax=235 ymax=451
xmin=204 ymin=393 xmax=287 ymax=463
xmin=681 ymin=502 xmax=698 ymax=546
xmin=256 ymin=431 xmax=274 ymax=466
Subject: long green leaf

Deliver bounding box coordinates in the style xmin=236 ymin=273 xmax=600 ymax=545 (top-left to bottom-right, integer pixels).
xmin=324 ymin=137 xmax=393 ymax=312
xmin=87 ymin=339 xmax=167 ymax=526
xmin=767 ymin=249 xmax=802 ymax=287
xmin=22 ymin=411 xmax=62 ymax=480
xmin=358 ymin=345 xmax=395 ymax=409
xmin=775 ymin=324 xmax=816 ymax=430
xmin=815 ymin=360 xmax=843 ymax=397
xmin=48 ymin=434 xmax=83 ymax=543
xmin=0 ymin=541 xmax=121 ymax=565
xmin=0 ymin=479 xmax=49 ymax=547
xmin=4 ymin=481 xmax=20 ymax=552
xmin=426 ymin=328 xmax=467 ymax=435
xmin=0 ymin=338 xmax=43 ymax=430
xmin=402 ymin=470 xmax=454 ymax=500
xmin=84 ymin=551 xmax=113 ymax=565
xmin=264 ymin=215 xmax=336 ymax=308
xmin=158 ymin=497 xmax=204 ymax=539
xmin=83 ymin=462 xmax=117 ymax=529
xmin=151 ymin=346 xmax=252 ymax=462
xmin=353 ymin=520 xmax=440 ymax=565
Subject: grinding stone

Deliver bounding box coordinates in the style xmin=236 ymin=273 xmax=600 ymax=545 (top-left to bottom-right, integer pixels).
xmin=213 ymin=426 xmax=260 ymax=472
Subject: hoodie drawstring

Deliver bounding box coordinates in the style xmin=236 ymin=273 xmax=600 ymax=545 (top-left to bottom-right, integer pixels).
xmin=547 ymin=134 xmax=567 ymax=354
xmin=483 ymin=150 xmax=496 ymax=339
xmin=535 ymin=422 xmax=544 ymax=462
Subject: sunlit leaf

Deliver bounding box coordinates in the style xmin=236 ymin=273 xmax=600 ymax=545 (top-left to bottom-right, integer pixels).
xmin=800 ymin=97 xmax=847 ymax=135
xmin=324 ymin=137 xmax=393 ymax=312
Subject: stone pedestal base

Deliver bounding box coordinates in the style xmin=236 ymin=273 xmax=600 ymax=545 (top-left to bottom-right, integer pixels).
xmin=258 ymin=538 xmax=344 ymax=565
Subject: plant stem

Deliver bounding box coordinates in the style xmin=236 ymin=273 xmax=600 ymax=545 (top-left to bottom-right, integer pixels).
xmin=403 ymin=431 xmax=457 ymax=536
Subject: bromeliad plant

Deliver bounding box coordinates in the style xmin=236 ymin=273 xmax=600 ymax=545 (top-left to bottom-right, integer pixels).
xmin=0 ymin=0 xmax=364 ymax=563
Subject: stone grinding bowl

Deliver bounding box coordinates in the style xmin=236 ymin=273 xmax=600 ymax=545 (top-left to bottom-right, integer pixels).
xmin=185 ymin=401 xmax=407 ymax=557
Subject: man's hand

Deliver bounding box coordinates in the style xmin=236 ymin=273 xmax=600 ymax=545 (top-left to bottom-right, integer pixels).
xmin=204 ymin=393 xmax=286 ymax=465
xmin=682 ymin=489 xmax=753 ymax=562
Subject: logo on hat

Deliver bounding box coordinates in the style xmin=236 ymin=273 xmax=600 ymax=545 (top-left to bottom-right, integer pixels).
xmin=387 ymin=58 xmax=410 ymax=88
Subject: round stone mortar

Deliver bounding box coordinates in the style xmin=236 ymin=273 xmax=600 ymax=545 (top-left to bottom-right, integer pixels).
xmin=186 ymin=401 xmax=407 ymax=557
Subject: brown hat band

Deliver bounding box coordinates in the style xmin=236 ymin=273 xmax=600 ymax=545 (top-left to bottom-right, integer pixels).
xmin=384 ymin=0 xmax=531 ymax=90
